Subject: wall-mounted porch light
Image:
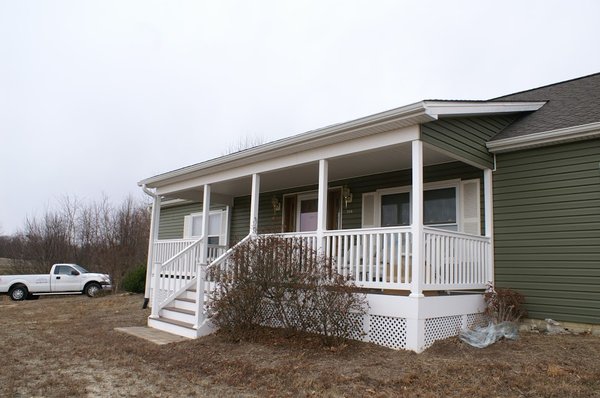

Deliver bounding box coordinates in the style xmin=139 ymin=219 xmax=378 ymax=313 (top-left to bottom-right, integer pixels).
xmin=271 ymin=195 xmax=281 ymax=215
xmin=343 ymin=186 xmax=353 ymax=208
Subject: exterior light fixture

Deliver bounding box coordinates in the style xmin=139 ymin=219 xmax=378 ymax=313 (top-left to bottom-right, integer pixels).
xmin=343 ymin=186 xmax=353 ymax=208
xmin=271 ymin=196 xmax=281 ymax=214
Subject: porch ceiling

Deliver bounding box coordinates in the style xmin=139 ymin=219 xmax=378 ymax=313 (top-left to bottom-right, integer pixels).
xmin=166 ymin=143 xmax=457 ymax=202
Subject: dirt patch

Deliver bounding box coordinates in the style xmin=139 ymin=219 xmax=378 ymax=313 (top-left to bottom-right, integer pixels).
xmin=1 ymin=294 xmax=599 ymax=397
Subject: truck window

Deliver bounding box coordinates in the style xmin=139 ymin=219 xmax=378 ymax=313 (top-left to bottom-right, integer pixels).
xmin=54 ymin=266 xmax=74 ymax=275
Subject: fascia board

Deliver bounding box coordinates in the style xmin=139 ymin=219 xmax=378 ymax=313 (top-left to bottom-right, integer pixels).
xmin=424 ymin=101 xmax=546 ymax=117
xmin=487 ymin=121 xmax=600 ymax=153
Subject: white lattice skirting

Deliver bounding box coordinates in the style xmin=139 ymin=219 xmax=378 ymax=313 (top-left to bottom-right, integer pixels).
xmin=257 ymin=294 xmax=485 ymax=352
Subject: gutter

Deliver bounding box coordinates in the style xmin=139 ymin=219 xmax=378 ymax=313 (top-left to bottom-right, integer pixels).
xmin=487 ymin=122 xmax=600 ymax=153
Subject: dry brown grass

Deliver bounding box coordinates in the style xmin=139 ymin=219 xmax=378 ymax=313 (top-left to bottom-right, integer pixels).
xmin=0 ymin=294 xmax=599 ymax=397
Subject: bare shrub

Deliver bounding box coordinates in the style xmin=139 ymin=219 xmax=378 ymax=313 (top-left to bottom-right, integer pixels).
xmin=484 ymin=283 xmax=527 ymax=323
xmin=208 ymin=235 xmax=367 ymax=346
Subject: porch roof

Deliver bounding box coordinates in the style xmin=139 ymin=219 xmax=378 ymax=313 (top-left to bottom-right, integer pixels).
xmin=139 ymin=100 xmax=544 ymax=193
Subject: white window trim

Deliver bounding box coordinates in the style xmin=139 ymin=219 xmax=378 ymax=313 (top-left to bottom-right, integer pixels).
xmin=373 ymin=179 xmax=461 ymax=229
xmin=183 ymin=208 xmax=229 ymax=246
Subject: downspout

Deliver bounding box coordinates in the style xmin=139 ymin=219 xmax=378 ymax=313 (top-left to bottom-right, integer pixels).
xmin=141 ymin=184 xmax=160 ymax=309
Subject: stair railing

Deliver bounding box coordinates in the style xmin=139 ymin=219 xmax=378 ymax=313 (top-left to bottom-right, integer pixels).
xmin=193 ymin=234 xmax=253 ymax=328
xmin=150 ymin=235 xmax=205 ymax=318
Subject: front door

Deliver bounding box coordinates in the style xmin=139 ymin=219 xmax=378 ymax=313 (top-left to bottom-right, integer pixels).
xmin=297 ymin=194 xmax=318 ymax=232
xmin=283 ymin=188 xmax=342 ymax=233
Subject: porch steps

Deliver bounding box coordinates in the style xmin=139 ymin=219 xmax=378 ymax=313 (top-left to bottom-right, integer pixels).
xmin=149 ymin=288 xmax=216 ymax=339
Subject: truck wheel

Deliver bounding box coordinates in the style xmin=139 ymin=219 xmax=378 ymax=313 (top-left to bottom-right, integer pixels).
xmin=9 ymin=285 xmax=28 ymax=301
xmin=85 ymin=282 xmax=101 ymax=297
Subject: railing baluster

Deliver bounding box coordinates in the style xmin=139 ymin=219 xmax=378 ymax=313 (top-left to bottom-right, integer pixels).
xmin=362 ymin=234 xmax=368 ymax=283
xmin=382 ymin=232 xmax=388 ymax=283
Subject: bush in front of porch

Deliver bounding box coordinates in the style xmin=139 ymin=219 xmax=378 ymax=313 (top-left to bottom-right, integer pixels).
xmin=208 ymin=235 xmax=368 ymax=345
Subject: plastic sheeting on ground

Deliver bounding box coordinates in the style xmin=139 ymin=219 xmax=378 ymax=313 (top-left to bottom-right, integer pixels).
xmin=459 ymin=321 xmax=519 ymax=348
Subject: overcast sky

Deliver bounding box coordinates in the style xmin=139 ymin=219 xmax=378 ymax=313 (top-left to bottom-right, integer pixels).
xmin=1 ymin=0 xmax=600 ymax=234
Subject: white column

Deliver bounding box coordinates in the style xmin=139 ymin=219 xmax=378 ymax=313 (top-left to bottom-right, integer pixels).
xmin=195 ymin=184 xmax=211 ymax=329
xmin=144 ymin=194 xmax=161 ymax=305
xmin=250 ymin=173 xmax=260 ymax=235
xmin=317 ymin=159 xmax=328 ymax=252
xmin=483 ymin=168 xmax=494 ymax=285
xmin=410 ymin=140 xmax=424 ymax=298
xmin=201 ymin=184 xmax=211 ymax=263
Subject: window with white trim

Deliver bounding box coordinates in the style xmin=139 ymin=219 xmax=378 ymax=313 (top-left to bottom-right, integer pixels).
xmin=362 ymin=179 xmax=479 ymax=233
xmin=183 ymin=208 xmax=229 ymax=246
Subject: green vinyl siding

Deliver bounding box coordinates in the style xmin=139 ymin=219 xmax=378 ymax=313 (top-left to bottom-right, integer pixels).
xmin=158 ymin=202 xmax=224 ymax=240
xmin=421 ymin=115 xmax=519 ymax=169
xmin=494 ymin=139 xmax=600 ymax=324
xmin=229 ymin=161 xmax=484 ymax=242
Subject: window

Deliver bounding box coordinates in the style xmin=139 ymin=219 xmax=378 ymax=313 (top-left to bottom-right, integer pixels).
xmin=364 ymin=180 xmax=469 ymax=232
xmin=54 ymin=266 xmax=75 ymax=275
xmin=184 ymin=208 xmax=229 ymax=246
xmin=380 ymin=192 xmax=410 ymax=226
xmin=379 ymin=188 xmax=456 ymax=229
xmin=424 ymin=187 xmax=457 ymax=228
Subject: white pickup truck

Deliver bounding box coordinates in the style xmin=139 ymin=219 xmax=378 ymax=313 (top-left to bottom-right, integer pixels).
xmin=0 ymin=263 xmax=112 ymax=301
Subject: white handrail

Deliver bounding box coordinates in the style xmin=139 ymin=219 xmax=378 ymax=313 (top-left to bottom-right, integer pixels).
xmin=194 ymin=234 xmax=253 ymax=327
xmin=207 ymin=234 xmax=252 ymax=272
xmin=151 ymin=235 xmax=205 ymax=318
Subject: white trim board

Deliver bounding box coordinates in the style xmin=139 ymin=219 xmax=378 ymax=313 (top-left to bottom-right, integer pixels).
xmin=487 ymin=122 xmax=600 ymax=153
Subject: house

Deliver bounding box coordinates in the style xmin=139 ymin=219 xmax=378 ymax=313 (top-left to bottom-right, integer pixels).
xmin=138 ymin=73 xmax=600 ymax=352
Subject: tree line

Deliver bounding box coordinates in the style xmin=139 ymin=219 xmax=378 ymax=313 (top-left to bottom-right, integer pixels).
xmin=0 ymin=195 xmax=150 ymax=291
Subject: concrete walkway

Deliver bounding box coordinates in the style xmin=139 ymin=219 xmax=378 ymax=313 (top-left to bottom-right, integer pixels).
xmin=115 ymin=326 xmax=190 ymax=345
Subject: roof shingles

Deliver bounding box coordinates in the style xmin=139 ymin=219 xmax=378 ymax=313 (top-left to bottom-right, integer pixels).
xmin=489 ymin=72 xmax=600 ymax=141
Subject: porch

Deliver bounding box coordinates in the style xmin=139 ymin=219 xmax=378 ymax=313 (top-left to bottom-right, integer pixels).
xmin=147 ymin=222 xmax=491 ymax=351
xmin=143 ymin=134 xmax=495 ymax=352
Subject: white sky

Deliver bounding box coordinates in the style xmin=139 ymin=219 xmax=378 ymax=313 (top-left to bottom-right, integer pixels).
xmin=1 ymin=0 xmax=600 ymax=234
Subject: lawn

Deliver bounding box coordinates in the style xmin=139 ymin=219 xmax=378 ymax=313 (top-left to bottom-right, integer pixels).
xmin=1 ymin=293 xmax=598 ymax=397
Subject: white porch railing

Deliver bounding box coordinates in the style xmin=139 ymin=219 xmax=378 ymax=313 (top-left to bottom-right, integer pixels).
xmin=324 ymin=227 xmax=413 ymax=290
xmin=150 ymin=227 xmax=491 ymax=321
xmin=154 ymin=239 xmax=225 ymax=265
xmin=277 ymin=226 xmax=491 ymax=292
xmin=150 ymin=237 xmax=226 ymax=318
xmin=153 ymin=239 xmax=197 ymax=265
xmin=423 ymin=227 xmax=491 ymax=290
xmin=202 ymin=234 xmax=253 ymax=303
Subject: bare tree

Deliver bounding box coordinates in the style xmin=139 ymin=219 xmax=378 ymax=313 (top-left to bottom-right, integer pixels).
xmin=222 ymin=134 xmax=266 ymax=155
xmin=4 ymin=195 xmax=150 ymax=290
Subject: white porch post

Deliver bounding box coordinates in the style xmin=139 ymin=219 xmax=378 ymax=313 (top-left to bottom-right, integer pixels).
xmin=483 ymin=168 xmax=494 ymax=285
xmin=316 ymin=159 xmax=328 ymax=253
xmin=410 ymin=140 xmax=424 ymax=298
xmin=200 ymin=184 xmax=211 ymax=263
xmin=144 ymin=194 xmax=160 ymax=307
xmin=250 ymin=173 xmax=260 ymax=235
xmin=406 ymin=139 xmax=426 ymax=353
xmin=195 ymin=184 xmax=211 ymax=329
